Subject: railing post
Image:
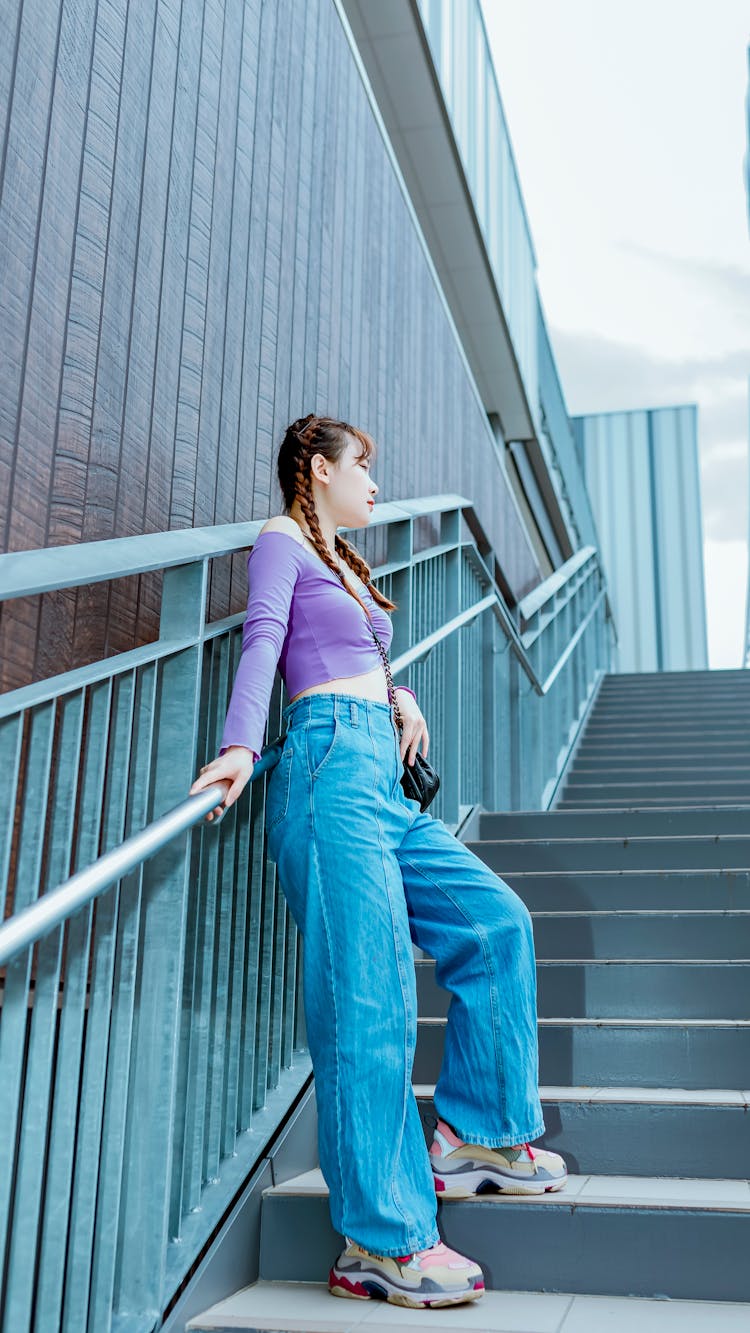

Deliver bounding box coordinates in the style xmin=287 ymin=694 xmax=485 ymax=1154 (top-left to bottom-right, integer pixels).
xmin=387 ymin=519 xmax=413 ymax=662
xmin=482 ymin=609 xmax=499 ymax=810
xmin=440 ymin=510 xmax=461 ymax=826
xmin=113 ymin=558 xmax=208 ymax=1316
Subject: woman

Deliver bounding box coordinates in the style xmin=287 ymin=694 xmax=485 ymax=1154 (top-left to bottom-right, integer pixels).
xmin=189 ymin=414 xmax=566 ymax=1311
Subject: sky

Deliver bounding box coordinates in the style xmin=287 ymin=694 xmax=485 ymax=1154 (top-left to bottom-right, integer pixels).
xmin=479 ymin=0 xmax=750 ymax=668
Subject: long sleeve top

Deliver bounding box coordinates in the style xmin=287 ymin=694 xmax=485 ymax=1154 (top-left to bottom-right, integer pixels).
xmin=218 ymin=529 xmax=415 ymax=760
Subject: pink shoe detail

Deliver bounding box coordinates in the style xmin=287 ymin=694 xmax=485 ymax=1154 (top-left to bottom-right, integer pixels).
xmin=435 ymin=1118 xmax=464 ymax=1147
xmin=413 ymin=1241 xmax=472 ymax=1271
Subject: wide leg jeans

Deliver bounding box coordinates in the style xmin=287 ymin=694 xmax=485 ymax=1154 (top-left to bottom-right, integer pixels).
xmin=264 ymin=693 xmax=545 ymax=1258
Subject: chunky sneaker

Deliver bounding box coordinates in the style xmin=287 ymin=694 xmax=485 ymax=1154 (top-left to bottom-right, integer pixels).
xmin=328 ymin=1236 xmax=485 ymax=1308
xmin=429 ymin=1118 xmax=568 ymax=1196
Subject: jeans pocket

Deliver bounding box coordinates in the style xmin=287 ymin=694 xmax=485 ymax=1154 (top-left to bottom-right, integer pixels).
xmin=305 ymin=715 xmax=340 ymax=778
xmin=266 ymin=745 xmax=293 ymax=829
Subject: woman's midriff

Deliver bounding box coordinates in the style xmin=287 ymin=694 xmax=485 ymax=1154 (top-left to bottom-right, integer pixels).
xmin=289 ymin=664 xmax=390 ymax=706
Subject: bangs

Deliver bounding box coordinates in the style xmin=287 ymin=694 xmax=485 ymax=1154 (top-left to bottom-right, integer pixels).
xmin=348 ymin=425 xmax=376 ymax=463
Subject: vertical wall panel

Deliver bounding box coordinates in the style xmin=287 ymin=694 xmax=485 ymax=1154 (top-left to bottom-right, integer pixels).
xmin=577 ymin=405 xmax=708 ymax=672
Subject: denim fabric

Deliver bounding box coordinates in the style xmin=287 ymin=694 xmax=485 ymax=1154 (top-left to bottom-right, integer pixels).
xmin=265 ymin=692 xmax=545 ymax=1257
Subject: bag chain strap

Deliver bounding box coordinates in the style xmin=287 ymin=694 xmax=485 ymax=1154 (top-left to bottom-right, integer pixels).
xmin=368 ymin=626 xmax=404 ymax=735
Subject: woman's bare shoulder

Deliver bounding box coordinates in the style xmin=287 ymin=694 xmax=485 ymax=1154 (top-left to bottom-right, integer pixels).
xmin=257 ymin=515 xmax=304 ymax=543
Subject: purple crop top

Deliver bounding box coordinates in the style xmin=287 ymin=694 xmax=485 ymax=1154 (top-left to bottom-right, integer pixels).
xmin=218 ymin=529 xmax=416 ymax=761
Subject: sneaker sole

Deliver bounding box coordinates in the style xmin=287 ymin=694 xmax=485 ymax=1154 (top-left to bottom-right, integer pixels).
xmin=329 ymin=1269 xmax=484 ymax=1308
xmin=433 ymin=1165 xmax=568 ymax=1197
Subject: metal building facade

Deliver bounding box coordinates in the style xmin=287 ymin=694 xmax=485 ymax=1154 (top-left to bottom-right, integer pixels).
xmin=574 ymin=405 xmax=708 ymax=672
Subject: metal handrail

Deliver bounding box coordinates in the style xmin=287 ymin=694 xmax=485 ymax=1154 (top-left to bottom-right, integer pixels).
xmin=0 ymin=495 xmax=468 ymax=601
xmin=0 ymin=497 xmax=614 ymax=964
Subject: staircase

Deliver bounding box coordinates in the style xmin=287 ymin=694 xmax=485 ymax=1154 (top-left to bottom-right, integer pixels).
xmin=186 ymin=671 xmax=750 ymax=1329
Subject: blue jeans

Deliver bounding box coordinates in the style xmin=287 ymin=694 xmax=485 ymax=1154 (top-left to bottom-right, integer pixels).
xmin=265 ymin=692 xmax=544 ymax=1257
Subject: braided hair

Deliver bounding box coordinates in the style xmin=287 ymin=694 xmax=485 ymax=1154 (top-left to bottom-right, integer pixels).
xmin=276 ymin=414 xmax=397 ymax=617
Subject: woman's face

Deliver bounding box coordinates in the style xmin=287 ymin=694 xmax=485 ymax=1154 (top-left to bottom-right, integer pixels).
xmin=316 ymin=434 xmax=379 ymax=529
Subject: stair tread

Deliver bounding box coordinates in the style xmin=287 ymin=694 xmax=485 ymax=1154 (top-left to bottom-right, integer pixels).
xmin=264 ymin=1167 xmax=750 ymax=1211
xmin=186 ymin=1282 xmax=750 ymax=1331
xmin=412 ymin=1083 xmax=750 ymax=1106
xmin=418 ymin=1016 xmax=750 ymax=1027
xmin=529 ymin=909 xmax=750 ymax=917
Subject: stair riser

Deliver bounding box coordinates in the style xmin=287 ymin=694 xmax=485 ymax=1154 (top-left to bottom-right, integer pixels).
xmin=473 ymin=839 xmax=750 ymax=873
xmin=503 ymin=871 xmax=750 ymax=911
xmin=557 ymin=798 xmax=750 ymax=809
xmin=564 ymin=778 xmax=750 ymax=789
xmin=259 ymin=1195 xmax=750 ymax=1300
xmin=416 ymin=961 xmax=750 ymax=1019
xmin=575 ymin=747 xmax=750 ymax=761
xmin=416 ymin=1097 xmax=750 ymax=1179
xmin=592 ymin=709 xmax=747 ymax=722
xmin=532 ymin=916 xmax=750 ymax=960
xmin=586 ymin=730 xmax=750 ymax=741
xmin=481 ymin=812 xmax=750 ymax=839
xmin=569 ymin=769 xmax=750 ymax=783
xmin=415 ymin=1023 xmax=750 ymax=1088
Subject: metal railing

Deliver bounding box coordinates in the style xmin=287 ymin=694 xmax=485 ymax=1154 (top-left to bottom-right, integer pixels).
xmin=0 ymin=496 xmax=615 ymax=1330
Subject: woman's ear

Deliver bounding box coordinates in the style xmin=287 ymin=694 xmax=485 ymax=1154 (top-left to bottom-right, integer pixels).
xmin=309 ymin=452 xmax=331 ymax=484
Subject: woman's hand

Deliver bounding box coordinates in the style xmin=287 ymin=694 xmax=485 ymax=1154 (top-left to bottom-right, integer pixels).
xmin=189 ymin=746 xmax=255 ymax=822
xmin=395 ymin=688 xmax=429 ymax=767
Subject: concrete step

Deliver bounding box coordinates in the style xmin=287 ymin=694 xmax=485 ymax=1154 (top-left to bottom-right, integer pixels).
xmin=592 ymin=704 xmax=747 ymax=718
xmin=414 ymin=1017 xmax=750 ymax=1088
xmin=471 ymin=835 xmax=750 ymax=873
xmin=257 ymin=1168 xmax=750 ymax=1300
xmin=570 ymin=762 xmax=750 ymax=778
xmin=557 ymin=796 xmax=750 ymax=809
xmin=582 ymin=724 xmax=750 ymax=740
xmin=481 ymin=808 xmax=750 ymax=840
xmin=187 ymin=1281 xmax=750 ymax=1330
xmin=575 ymin=739 xmax=749 ymax=755
xmin=572 ymin=762 xmax=750 ymax=778
xmin=414 ymin=1085 xmax=750 ymax=1179
xmin=562 ymin=782 xmax=750 ymax=800
xmin=415 ymin=958 xmax=750 ymax=1018
xmin=530 ymin=910 xmax=750 ymax=959
xmin=502 ymin=870 xmax=750 ymax=911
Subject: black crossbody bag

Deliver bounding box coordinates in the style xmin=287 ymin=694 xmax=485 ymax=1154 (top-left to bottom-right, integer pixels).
xmin=367 ymin=625 xmax=440 ymax=813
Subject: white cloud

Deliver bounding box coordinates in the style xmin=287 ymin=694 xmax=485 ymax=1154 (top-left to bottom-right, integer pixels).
xmin=704 ymin=540 xmax=748 ymax=667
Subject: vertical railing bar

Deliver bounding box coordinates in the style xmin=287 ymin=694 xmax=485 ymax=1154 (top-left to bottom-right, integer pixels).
xmin=205 ymin=634 xmax=233 ymax=1180
xmin=35 ymin=672 xmax=132 ymax=1331
xmin=266 ymin=870 xmax=287 ymax=1091
xmin=229 ymin=637 xmax=254 ymax=1135
xmin=0 ymin=714 xmax=23 ymax=921
xmin=4 ymin=691 xmax=85 ymax=1332
xmin=0 ymin=699 xmax=56 ymax=1308
xmin=252 ymin=843 xmax=275 ymax=1112
xmin=293 ymin=930 xmax=306 ymax=1053
xmin=219 ymin=636 xmax=250 ymax=1156
xmin=183 ymin=635 xmax=222 ymax=1211
xmin=115 ymin=557 xmax=207 ymax=1315
xmin=58 ymin=675 xmax=116 ymax=1333
xmin=168 ymin=637 xmax=212 ymax=1232
xmin=281 ymin=905 xmax=298 ymax=1068
xmin=240 ymin=772 xmax=265 ymax=1125
xmin=87 ymin=669 xmax=146 ymax=1329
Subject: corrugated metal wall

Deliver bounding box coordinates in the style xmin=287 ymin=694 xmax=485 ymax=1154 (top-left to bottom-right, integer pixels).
xmin=574 ymin=405 xmax=708 ymax=672
xmin=0 ymin=0 xmax=541 ymax=694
